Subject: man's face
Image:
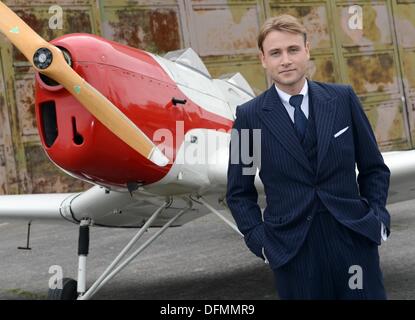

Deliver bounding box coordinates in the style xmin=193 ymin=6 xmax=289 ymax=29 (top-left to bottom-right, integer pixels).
xmin=260 ymin=30 xmax=310 ymax=91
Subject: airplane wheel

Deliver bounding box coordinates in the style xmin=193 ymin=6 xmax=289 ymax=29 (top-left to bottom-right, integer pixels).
xmin=47 ymin=278 xmax=78 ymax=300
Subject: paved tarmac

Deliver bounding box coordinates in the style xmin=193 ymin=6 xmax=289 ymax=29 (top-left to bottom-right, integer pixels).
xmin=0 ymin=199 xmax=414 ymax=300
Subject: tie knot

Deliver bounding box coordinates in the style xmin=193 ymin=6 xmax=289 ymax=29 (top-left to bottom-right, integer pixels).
xmin=289 ymin=94 xmax=304 ymax=109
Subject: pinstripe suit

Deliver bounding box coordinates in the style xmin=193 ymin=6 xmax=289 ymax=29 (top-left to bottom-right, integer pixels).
xmin=226 ymin=79 xmax=390 ymax=299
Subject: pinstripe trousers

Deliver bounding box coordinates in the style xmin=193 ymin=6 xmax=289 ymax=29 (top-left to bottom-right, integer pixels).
xmin=272 ymin=209 xmax=387 ymax=300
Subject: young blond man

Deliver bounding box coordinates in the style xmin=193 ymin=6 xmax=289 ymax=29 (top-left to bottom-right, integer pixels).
xmin=226 ymin=15 xmax=390 ymax=299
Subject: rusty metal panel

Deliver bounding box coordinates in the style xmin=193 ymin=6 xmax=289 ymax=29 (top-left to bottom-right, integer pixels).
xmin=402 ymin=51 xmax=415 ymax=96
xmin=345 ymin=52 xmax=399 ymax=96
xmin=24 ymin=145 xmax=90 ymax=193
xmin=0 ymin=45 xmax=20 ymax=194
xmin=0 ymin=146 xmax=6 ymax=194
xmin=0 ymin=85 xmax=4 ymax=146
xmin=0 ymin=33 xmax=31 ymax=194
xmin=0 ymin=53 xmax=7 ymax=194
xmin=179 ymin=1 xmax=267 ymax=97
xmin=308 ymin=55 xmax=336 ymax=83
xmin=402 ymin=48 xmax=415 ymax=142
xmin=364 ymin=100 xmax=408 ymax=150
xmin=394 ymin=1 xmax=415 ymax=48
xmin=101 ymin=0 xmax=184 ymax=54
xmin=185 ymin=0 xmax=261 ymax=56
xmin=393 ymin=0 xmax=415 ymax=145
xmin=408 ymin=97 xmax=415 ymax=144
xmin=330 ymin=0 xmax=411 ymax=150
xmin=14 ymin=75 xmax=37 ymax=138
xmin=335 ymin=2 xmax=393 ymax=48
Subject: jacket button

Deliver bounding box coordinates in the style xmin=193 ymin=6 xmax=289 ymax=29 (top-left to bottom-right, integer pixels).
xmin=307 ymin=215 xmax=312 ymax=221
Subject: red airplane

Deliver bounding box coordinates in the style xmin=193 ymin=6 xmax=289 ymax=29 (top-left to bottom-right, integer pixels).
xmin=0 ymin=1 xmax=415 ymax=300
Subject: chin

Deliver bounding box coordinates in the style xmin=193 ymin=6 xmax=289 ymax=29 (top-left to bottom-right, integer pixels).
xmin=276 ymin=78 xmax=298 ymax=86
xmin=277 ymin=75 xmax=303 ymax=86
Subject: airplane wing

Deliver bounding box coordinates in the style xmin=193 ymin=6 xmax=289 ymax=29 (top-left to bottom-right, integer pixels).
xmin=0 ymin=185 xmax=209 ymax=227
xmin=0 ymin=192 xmax=75 ymax=223
xmin=1 ymin=149 xmax=414 ymax=227
xmin=381 ymin=150 xmax=415 ymax=205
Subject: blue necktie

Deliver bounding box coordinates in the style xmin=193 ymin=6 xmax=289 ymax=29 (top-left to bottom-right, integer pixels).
xmin=289 ymin=94 xmax=307 ymax=141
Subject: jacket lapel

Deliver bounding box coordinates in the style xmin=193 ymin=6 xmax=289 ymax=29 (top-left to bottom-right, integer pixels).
xmin=256 ymin=84 xmax=313 ymax=174
xmin=308 ymin=80 xmax=338 ymax=175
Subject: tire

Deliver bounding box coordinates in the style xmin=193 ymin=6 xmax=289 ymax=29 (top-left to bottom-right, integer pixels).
xmin=47 ymin=278 xmax=78 ymax=300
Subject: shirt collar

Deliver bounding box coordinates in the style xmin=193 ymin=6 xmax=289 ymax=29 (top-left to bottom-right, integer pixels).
xmin=274 ymin=79 xmax=308 ymax=105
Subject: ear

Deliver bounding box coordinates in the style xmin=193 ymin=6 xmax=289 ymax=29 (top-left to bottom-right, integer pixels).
xmin=259 ymin=50 xmax=266 ymax=69
xmin=305 ymin=41 xmax=311 ymax=60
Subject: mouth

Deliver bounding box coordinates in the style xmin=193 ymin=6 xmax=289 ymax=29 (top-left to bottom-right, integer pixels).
xmin=279 ymin=69 xmax=296 ymax=74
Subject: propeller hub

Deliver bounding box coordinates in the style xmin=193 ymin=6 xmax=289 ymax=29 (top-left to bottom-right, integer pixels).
xmin=33 ymin=48 xmax=53 ymax=69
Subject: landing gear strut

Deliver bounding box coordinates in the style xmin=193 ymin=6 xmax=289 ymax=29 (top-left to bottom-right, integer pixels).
xmin=47 ymin=219 xmax=90 ymax=300
xmin=49 ymin=198 xmax=192 ymax=300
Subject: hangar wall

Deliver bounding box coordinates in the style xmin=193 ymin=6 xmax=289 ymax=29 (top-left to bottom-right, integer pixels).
xmin=0 ymin=0 xmax=414 ymax=194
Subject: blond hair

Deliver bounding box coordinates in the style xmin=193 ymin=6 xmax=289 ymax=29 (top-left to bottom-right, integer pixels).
xmin=258 ymin=15 xmax=307 ymax=52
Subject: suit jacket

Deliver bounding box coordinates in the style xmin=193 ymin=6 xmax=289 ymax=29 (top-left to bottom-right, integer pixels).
xmin=226 ymin=79 xmax=391 ymax=269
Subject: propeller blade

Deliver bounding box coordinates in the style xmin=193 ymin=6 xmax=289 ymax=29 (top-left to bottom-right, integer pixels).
xmin=0 ymin=1 xmax=169 ymax=167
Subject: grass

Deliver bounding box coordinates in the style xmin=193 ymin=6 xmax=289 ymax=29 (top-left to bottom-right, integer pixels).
xmin=4 ymin=288 xmax=47 ymax=300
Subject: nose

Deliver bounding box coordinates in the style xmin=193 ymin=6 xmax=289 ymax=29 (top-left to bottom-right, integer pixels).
xmin=280 ymin=51 xmax=292 ymax=67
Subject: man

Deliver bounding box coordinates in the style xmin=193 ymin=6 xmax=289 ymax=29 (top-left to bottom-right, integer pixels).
xmin=226 ymin=14 xmax=390 ymax=299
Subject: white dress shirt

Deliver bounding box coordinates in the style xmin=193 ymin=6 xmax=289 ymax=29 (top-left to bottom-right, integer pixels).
xmin=274 ymin=80 xmax=309 ymax=122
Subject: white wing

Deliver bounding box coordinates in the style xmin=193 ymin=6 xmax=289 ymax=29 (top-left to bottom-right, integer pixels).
xmin=0 ymin=193 xmax=73 ymax=223
xmin=382 ymin=150 xmax=415 ymax=204
xmin=0 ymin=185 xmax=208 ymax=227
xmin=1 ymin=150 xmax=415 ymax=227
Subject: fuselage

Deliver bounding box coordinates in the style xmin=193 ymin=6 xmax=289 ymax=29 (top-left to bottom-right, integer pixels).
xmin=35 ymin=34 xmax=243 ymax=191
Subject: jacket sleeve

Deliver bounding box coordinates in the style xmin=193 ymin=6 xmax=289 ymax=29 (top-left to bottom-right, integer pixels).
xmin=226 ymin=105 xmax=265 ymax=259
xmin=349 ymin=86 xmax=391 ymax=235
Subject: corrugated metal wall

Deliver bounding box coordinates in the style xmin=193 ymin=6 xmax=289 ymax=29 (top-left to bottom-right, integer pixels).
xmin=0 ymin=0 xmax=414 ymax=194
